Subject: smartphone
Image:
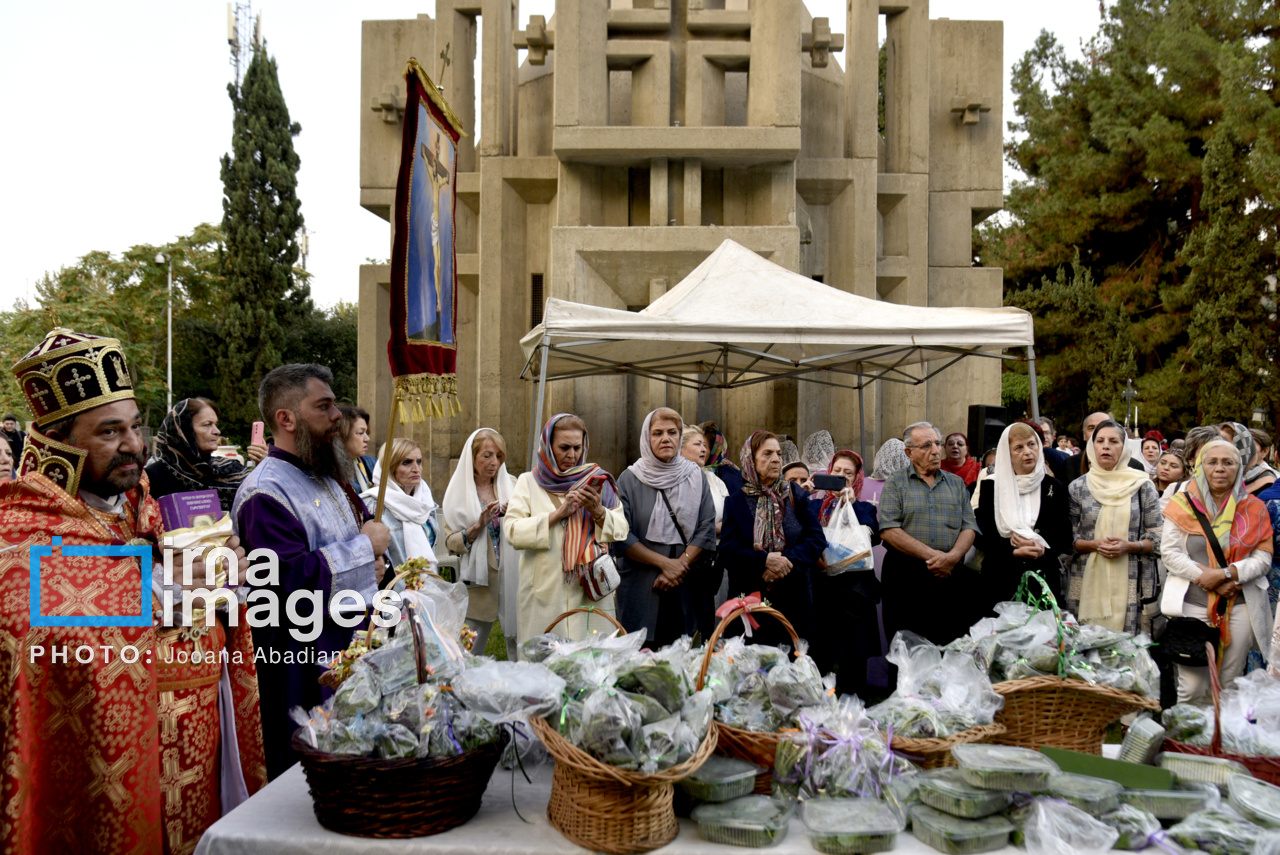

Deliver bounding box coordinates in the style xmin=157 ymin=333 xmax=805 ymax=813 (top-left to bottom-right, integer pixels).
xmin=811 ymin=474 xmax=847 ymax=492
xmin=585 ymin=473 xmax=609 ymax=488
xmin=250 ymin=421 xmax=265 ymax=446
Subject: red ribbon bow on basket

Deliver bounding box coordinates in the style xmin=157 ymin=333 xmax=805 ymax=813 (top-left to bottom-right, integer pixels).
xmin=716 ymin=592 xmax=765 ymax=637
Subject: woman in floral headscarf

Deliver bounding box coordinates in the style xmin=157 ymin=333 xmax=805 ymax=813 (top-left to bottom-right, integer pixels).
xmin=1161 ymin=439 xmax=1273 ymax=702
xmin=718 ymin=430 xmax=827 ymax=649
xmin=504 ymin=413 xmax=629 ymax=650
xmin=145 ymin=397 xmax=267 ymax=511
xmin=699 ymin=421 xmax=744 ymax=495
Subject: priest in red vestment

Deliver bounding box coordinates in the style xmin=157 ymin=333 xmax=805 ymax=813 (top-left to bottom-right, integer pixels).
xmin=0 ymin=329 xmax=267 ymax=855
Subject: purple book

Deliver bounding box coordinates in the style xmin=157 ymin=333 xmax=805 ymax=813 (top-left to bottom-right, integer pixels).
xmin=157 ymin=489 xmax=223 ymax=531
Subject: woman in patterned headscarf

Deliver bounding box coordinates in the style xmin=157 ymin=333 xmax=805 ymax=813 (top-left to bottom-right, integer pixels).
xmin=699 ymin=421 xmax=744 ymax=495
xmin=145 ymin=397 xmax=267 ymax=511
xmin=1161 ymin=439 xmax=1274 ymax=702
xmin=503 ymin=413 xmax=629 ymax=650
xmin=1221 ymin=422 xmax=1278 ymax=497
xmin=718 ymin=430 xmax=827 ymax=649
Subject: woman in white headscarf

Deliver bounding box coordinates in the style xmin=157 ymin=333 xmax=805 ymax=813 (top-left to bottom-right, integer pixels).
xmin=1066 ymin=419 xmax=1163 ymax=633
xmin=361 ymin=437 xmax=440 ymax=573
xmin=974 ymin=421 xmax=1072 ymax=607
xmin=443 ymin=428 xmax=518 ymax=661
xmin=615 ymin=408 xmax=717 ymax=645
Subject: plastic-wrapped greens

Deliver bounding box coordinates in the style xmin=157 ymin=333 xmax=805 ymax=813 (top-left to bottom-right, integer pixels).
xmin=1162 ymin=704 xmax=1213 ymax=745
xmin=451 ymin=659 xmax=566 ymax=725
xmin=908 ymin=804 xmax=1013 ymax=854
xmin=1045 ymin=773 xmax=1123 ymax=817
xmin=520 ymin=631 xmax=570 ymax=663
xmin=679 ymin=756 xmax=762 ymax=803
xmin=692 ymin=795 xmax=793 ymax=848
xmin=884 ymin=775 xmax=924 ymax=826
xmin=575 ymin=687 xmax=643 ymax=770
xmin=375 ymin=722 xmax=420 ymax=759
xmin=1229 ymin=774 xmax=1280 ymax=829
xmin=718 ymin=696 xmax=782 ymax=733
xmin=422 ymin=690 xmax=499 ymax=757
xmin=765 ymin=640 xmax=825 ymax=717
xmin=1023 ymin=799 xmax=1118 ymax=855
xmin=1118 ymin=784 xmax=1220 ymax=821
xmin=802 ymin=797 xmax=905 ymax=855
xmin=1099 ymin=805 xmax=1162 ymax=850
xmin=1157 ymin=753 xmax=1251 ymax=794
xmin=332 ymin=668 xmax=382 ymax=719
xmin=1168 ymin=805 xmax=1267 ymax=855
xmin=774 ymin=696 xmax=909 ymax=801
xmin=872 ymin=632 xmax=1001 ymax=738
xmin=615 ymin=653 xmax=690 ymax=713
xmin=917 ymin=768 xmax=1010 ymax=819
xmin=951 ymin=744 xmax=1059 ymax=792
xmin=358 ymin=631 xmax=419 ymax=695
xmin=1257 ymin=831 xmax=1280 ymax=855
xmin=638 ymin=714 xmax=681 ymax=774
xmin=382 ymin=683 xmax=433 ymax=733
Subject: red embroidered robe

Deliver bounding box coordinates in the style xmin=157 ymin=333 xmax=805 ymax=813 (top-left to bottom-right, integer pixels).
xmin=0 ymin=471 xmax=267 ymax=855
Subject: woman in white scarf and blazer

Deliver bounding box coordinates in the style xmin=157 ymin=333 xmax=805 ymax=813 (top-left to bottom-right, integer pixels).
xmin=361 ymin=437 xmax=440 ymax=574
xmin=443 ymin=428 xmax=519 ymax=661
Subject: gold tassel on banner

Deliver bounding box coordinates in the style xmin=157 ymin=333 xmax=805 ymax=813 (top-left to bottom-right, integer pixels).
xmin=392 ymin=374 xmax=460 ymax=423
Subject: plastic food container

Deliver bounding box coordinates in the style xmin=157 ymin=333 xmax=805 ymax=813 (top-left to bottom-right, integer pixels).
xmin=917 ymin=769 xmax=1011 ymax=819
xmin=1118 ymin=715 xmax=1167 ymax=765
xmin=1156 ymin=752 xmax=1250 ymax=794
xmin=1047 ymin=773 xmax=1124 ymax=816
xmin=1228 ymin=774 xmax=1280 ymax=828
xmin=1100 ymin=805 xmax=1161 ymax=850
xmin=951 ymin=744 xmax=1060 ymax=792
xmin=1118 ymin=784 xmax=1218 ymax=820
xmin=692 ymin=795 xmax=793 ymax=848
xmin=884 ymin=776 xmax=923 ymax=826
xmin=802 ymin=798 xmax=905 ymax=854
xmin=678 ymin=756 xmax=761 ymax=803
xmin=908 ymin=804 xmax=1014 ymax=855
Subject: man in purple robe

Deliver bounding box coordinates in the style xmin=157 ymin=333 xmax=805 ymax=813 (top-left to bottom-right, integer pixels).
xmin=232 ymin=364 xmax=391 ymax=779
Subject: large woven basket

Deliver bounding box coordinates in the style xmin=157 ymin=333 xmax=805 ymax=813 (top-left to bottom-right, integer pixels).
xmin=295 ymin=596 xmax=506 ymax=837
xmin=544 ymin=605 xmax=626 ymax=636
xmin=991 ymin=675 xmax=1159 ymax=754
xmin=891 ymin=723 xmax=1008 ymax=770
xmin=695 ymin=602 xmax=801 ymax=794
xmin=293 ymin=732 xmax=505 ymax=837
xmin=533 ymin=716 xmax=717 ymax=853
xmin=1162 ymin=642 xmax=1280 ymax=785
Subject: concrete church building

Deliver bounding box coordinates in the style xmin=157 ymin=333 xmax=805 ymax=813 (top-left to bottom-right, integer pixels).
xmin=358 ymin=0 xmax=1003 ymax=482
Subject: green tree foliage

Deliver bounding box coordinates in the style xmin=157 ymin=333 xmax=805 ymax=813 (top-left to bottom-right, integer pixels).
xmin=217 ymin=48 xmax=307 ymax=435
xmin=982 ymin=0 xmax=1280 ymax=430
xmin=0 ymin=226 xmax=358 ymax=445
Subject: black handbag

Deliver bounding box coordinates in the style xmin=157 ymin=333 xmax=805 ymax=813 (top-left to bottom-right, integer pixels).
xmin=1158 ymin=504 xmax=1231 ymax=667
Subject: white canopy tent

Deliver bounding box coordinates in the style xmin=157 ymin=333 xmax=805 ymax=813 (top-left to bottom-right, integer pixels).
xmin=520 ymin=239 xmax=1039 ymax=463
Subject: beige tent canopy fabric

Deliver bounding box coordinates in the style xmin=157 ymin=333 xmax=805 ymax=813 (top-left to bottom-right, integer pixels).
xmin=520 ymin=239 xmax=1035 ymax=393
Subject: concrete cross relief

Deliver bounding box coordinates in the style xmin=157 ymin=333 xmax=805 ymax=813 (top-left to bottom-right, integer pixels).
xmin=950 ymin=94 xmax=992 ymax=126
xmin=371 ymin=84 xmax=405 ymax=124
xmin=802 ymin=18 xmax=844 ymax=69
xmin=513 ymin=15 xmax=553 ymax=66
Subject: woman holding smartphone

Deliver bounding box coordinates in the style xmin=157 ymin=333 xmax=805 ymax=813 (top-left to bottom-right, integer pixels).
xmin=504 ymin=413 xmax=629 ymax=651
xmin=443 ymin=428 xmax=519 ymax=661
xmin=146 ymin=397 xmax=268 ymax=511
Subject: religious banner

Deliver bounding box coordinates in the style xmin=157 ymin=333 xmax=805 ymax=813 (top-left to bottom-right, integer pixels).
xmin=388 ymin=58 xmax=465 ymax=420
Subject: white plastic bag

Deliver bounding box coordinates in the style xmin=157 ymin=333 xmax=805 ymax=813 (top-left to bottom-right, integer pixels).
xmin=821 ymin=498 xmax=874 ymax=574
xmin=1025 ymin=799 xmax=1119 ymax=855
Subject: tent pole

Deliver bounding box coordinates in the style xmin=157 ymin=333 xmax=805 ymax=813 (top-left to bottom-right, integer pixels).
xmin=858 ymin=374 xmax=867 ymax=463
xmin=529 ymin=343 xmax=550 ymax=471
xmin=1026 ymin=345 xmax=1041 ymax=421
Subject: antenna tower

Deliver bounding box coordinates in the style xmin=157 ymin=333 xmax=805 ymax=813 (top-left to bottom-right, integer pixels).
xmin=227 ymin=1 xmax=262 ymax=87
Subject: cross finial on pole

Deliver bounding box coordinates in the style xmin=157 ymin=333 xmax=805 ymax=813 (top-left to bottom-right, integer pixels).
xmin=1121 ymin=378 xmax=1138 ymax=427
xmin=438 ymin=42 xmax=452 ymax=86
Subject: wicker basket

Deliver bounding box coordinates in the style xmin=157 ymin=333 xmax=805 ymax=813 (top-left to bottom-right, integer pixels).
xmin=1162 ymin=642 xmax=1280 ymax=785
xmin=533 ymin=715 xmax=717 ymax=853
xmin=695 ymin=602 xmax=802 ymax=794
xmin=293 ymin=732 xmax=505 ymax=837
xmin=991 ymin=675 xmax=1159 ymax=754
xmin=544 ymin=605 xmax=626 ymax=636
xmin=890 ymin=723 xmax=1008 ymax=770
xmin=295 ymin=596 xmax=506 ymax=837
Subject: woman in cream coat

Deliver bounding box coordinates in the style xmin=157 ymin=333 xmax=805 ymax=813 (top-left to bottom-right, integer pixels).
xmin=504 ymin=413 xmax=629 ymax=652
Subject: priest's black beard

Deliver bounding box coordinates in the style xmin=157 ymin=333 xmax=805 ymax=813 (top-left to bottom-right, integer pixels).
xmin=294 ymin=419 xmax=354 ymax=485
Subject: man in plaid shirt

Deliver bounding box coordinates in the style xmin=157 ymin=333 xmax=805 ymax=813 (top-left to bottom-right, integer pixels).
xmin=879 ymin=421 xmax=981 ymax=645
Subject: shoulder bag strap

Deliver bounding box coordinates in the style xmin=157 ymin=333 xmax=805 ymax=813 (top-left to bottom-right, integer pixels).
xmin=657 ymin=488 xmax=690 ymax=547
xmin=1189 ymin=502 xmax=1231 ymax=571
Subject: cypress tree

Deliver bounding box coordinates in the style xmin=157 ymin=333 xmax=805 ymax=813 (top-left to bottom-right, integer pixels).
xmin=217 ymin=48 xmax=306 ymax=432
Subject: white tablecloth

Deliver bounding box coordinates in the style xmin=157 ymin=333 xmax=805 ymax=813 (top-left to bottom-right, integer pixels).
xmin=195 ymin=745 xmax=1125 ymax=854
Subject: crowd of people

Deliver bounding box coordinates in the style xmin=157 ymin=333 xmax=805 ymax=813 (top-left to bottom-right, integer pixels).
xmin=2 ymin=326 xmax=1280 ymax=854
